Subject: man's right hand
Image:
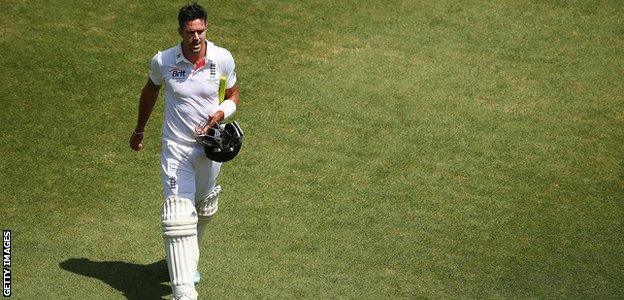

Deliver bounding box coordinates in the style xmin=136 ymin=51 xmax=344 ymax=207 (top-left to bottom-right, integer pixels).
xmin=195 ymin=111 xmax=225 ymax=135
xmin=129 ymin=132 xmax=144 ymax=151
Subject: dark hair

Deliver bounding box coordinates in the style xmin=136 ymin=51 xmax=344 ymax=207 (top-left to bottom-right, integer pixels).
xmin=178 ymin=3 xmax=207 ymax=29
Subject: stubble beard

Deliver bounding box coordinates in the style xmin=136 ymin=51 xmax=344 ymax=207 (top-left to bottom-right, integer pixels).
xmin=192 ymin=42 xmax=202 ymax=53
xmin=191 ymin=36 xmax=205 ymax=53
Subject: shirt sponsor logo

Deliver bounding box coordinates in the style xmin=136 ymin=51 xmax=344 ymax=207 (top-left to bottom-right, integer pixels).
xmin=170 ymin=68 xmax=187 ymax=79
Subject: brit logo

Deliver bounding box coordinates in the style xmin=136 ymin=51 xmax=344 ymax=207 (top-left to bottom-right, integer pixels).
xmin=170 ymin=68 xmax=187 ymax=79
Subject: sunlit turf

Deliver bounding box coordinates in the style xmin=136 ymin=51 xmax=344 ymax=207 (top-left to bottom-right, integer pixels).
xmin=0 ymin=0 xmax=622 ymax=298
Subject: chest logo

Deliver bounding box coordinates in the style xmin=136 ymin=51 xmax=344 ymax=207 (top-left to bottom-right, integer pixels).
xmin=170 ymin=68 xmax=187 ymax=78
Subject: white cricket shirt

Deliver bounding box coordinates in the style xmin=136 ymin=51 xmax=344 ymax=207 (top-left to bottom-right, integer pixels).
xmin=149 ymin=41 xmax=237 ymax=144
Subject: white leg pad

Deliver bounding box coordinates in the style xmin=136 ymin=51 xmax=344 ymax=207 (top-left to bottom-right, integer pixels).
xmin=196 ymin=185 xmax=221 ymax=242
xmin=197 ymin=185 xmax=221 ymax=221
xmin=162 ymin=197 xmax=199 ymax=300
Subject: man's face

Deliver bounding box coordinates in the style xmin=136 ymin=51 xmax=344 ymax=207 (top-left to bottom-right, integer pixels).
xmin=179 ymin=19 xmax=206 ymax=53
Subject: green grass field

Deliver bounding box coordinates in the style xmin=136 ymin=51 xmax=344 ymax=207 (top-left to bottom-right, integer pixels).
xmin=1 ymin=0 xmax=623 ymax=298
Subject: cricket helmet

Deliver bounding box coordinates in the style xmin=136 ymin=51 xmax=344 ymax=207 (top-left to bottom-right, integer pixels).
xmin=195 ymin=121 xmax=244 ymax=162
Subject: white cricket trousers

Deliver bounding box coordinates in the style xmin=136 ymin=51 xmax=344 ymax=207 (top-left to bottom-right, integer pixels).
xmin=160 ymin=140 xmax=222 ymax=203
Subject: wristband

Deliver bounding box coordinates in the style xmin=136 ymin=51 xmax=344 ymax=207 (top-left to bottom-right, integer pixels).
xmin=218 ymin=99 xmax=237 ymax=120
xmin=133 ymin=130 xmax=144 ymax=135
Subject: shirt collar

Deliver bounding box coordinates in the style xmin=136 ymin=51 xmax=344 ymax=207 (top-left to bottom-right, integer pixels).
xmin=175 ymin=41 xmax=213 ymax=64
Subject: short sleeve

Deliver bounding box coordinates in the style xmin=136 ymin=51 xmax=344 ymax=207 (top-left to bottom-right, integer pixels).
xmin=149 ymin=52 xmax=163 ymax=86
xmin=222 ymin=51 xmax=237 ymax=89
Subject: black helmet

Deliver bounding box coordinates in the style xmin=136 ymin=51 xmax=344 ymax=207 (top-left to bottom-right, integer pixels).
xmin=195 ymin=122 xmax=244 ymax=162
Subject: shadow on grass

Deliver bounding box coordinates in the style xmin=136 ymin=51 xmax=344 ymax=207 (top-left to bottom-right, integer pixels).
xmin=59 ymin=258 xmax=170 ymax=299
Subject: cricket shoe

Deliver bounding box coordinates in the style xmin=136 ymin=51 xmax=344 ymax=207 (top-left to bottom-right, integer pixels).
xmin=194 ymin=271 xmax=201 ymax=285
